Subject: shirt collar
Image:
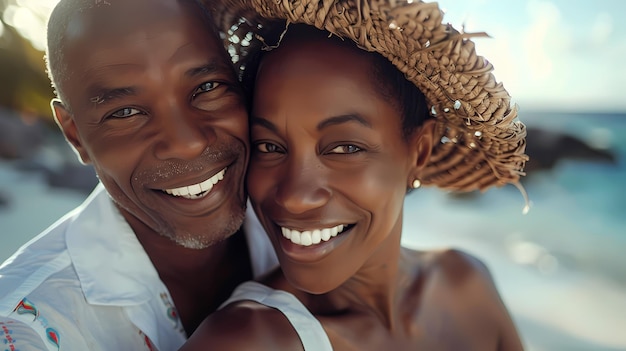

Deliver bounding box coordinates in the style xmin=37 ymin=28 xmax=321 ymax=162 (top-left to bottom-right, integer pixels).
xmin=66 ymin=183 xmax=164 ymax=306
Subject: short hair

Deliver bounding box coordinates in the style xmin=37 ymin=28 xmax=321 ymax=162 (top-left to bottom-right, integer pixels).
xmin=45 ymin=0 xmax=222 ymax=106
xmin=45 ymin=0 xmax=80 ymax=104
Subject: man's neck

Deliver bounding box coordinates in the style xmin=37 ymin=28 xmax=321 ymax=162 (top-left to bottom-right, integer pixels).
xmin=136 ymin=227 xmax=253 ymax=334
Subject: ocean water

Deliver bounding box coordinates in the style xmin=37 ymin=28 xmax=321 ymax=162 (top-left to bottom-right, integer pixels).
xmin=401 ymin=111 xmax=626 ymax=351
xmin=405 ymin=111 xmax=626 ymax=280
xmin=1 ymin=111 xmax=625 ymax=350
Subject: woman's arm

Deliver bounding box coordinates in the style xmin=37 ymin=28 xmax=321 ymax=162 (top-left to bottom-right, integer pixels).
xmin=456 ymin=250 xmax=526 ymax=351
xmin=425 ymin=249 xmax=525 ymax=351
xmin=180 ymin=301 xmax=304 ymax=351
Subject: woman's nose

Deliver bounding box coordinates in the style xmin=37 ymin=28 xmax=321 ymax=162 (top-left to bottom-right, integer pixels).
xmin=274 ymin=159 xmax=331 ymax=215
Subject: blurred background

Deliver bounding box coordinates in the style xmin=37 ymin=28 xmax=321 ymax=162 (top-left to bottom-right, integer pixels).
xmin=0 ymin=0 xmax=624 ymax=350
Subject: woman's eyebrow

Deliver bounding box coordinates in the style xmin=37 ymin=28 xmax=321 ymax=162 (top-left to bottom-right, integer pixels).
xmin=250 ymin=116 xmax=279 ymax=133
xmin=185 ymin=60 xmax=231 ymax=79
xmin=251 ymin=114 xmax=372 ymax=132
xmin=317 ymin=114 xmax=371 ymax=130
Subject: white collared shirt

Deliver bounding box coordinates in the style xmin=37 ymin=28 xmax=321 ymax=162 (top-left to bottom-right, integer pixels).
xmin=0 ymin=183 xmax=278 ymax=351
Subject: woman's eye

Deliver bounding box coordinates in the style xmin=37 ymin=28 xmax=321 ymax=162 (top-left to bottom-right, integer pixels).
xmin=256 ymin=142 xmax=282 ymax=153
xmin=329 ymin=145 xmax=362 ymax=154
xmin=194 ymin=81 xmax=221 ymax=97
xmin=110 ymin=107 xmax=142 ymax=118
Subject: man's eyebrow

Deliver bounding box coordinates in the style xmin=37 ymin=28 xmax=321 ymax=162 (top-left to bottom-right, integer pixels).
xmin=317 ymin=114 xmax=371 ymax=130
xmin=86 ymin=86 xmax=136 ymax=107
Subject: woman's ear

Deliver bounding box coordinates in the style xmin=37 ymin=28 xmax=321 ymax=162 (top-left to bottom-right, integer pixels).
xmin=51 ymin=99 xmax=91 ymax=164
xmin=411 ymin=118 xmax=436 ymax=170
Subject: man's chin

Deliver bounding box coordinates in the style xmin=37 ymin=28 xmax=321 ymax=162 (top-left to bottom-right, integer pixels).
xmin=172 ymin=235 xmax=221 ymax=250
xmin=167 ymin=208 xmax=246 ymax=249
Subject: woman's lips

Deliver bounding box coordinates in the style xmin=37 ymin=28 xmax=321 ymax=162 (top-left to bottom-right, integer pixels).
xmin=280 ymin=224 xmax=354 ymax=246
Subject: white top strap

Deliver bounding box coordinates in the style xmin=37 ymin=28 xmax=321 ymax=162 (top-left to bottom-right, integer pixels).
xmin=221 ymin=281 xmax=333 ymax=351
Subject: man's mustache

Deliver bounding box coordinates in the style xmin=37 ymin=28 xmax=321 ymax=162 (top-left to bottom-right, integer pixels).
xmin=135 ymin=141 xmax=244 ymax=183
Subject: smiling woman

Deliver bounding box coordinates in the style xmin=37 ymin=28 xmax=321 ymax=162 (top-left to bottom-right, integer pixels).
xmin=246 ymin=26 xmax=433 ymax=293
xmin=181 ymin=0 xmax=527 ymax=349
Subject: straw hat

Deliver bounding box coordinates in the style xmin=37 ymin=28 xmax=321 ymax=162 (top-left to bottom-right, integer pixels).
xmin=206 ymin=0 xmax=528 ymax=194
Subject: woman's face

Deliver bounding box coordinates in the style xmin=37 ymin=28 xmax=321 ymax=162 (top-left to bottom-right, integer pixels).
xmin=247 ymin=35 xmax=419 ymax=293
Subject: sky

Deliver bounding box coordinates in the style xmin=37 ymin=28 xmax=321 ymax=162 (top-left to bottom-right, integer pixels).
xmin=2 ymin=0 xmax=626 ymax=112
xmin=436 ymin=0 xmax=626 ymax=112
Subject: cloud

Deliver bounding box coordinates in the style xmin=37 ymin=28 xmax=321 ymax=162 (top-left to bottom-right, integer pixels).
xmin=442 ymin=0 xmax=626 ymax=111
xmin=590 ymin=12 xmax=613 ymax=45
xmin=498 ymin=1 xmax=625 ymax=111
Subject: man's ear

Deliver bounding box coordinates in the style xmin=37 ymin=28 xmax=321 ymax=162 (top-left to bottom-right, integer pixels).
xmin=51 ymin=99 xmax=91 ymax=164
xmin=410 ymin=118 xmax=436 ymax=170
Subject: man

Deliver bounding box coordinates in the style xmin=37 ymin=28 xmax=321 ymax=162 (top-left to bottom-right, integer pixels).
xmin=0 ymin=0 xmax=277 ymax=349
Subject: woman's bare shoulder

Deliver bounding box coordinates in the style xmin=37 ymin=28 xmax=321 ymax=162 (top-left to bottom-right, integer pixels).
xmin=406 ymin=247 xmax=494 ymax=286
xmin=181 ymin=300 xmax=304 ymax=351
xmin=404 ymin=247 xmax=525 ymax=350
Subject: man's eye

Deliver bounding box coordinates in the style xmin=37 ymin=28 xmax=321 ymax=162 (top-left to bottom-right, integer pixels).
xmin=110 ymin=107 xmax=142 ymax=118
xmin=193 ymin=81 xmax=220 ymax=97
xmin=329 ymin=145 xmax=362 ymax=154
xmin=256 ymin=142 xmax=283 ymax=153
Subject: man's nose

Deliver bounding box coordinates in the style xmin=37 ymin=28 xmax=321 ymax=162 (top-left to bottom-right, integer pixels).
xmin=154 ymin=108 xmax=211 ymax=161
xmin=274 ymin=159 xmax=331 ymax=215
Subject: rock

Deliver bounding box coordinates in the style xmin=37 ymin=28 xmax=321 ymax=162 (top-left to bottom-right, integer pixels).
xmin=46 ymin=163 xmax=99 ymax=195
xmin=0 ymin=190 xmax=9 ymax=208
xmin=524 ymin=127 xmax=617 ymax=175
xmin=0 ymin=109 xmax=45 ymax=160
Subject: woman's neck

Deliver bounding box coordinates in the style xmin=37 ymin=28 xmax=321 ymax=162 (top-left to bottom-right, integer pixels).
xmin=306 ymin=227 xmax=412 ymax=330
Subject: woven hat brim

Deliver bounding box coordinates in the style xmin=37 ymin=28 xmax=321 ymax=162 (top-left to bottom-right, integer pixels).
xmin=207 ymin=0 xmax=528 ymax=192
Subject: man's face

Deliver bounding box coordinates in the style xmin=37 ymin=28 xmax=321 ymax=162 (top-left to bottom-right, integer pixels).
xmin=53 ymin=0 xmax=249 ymax=248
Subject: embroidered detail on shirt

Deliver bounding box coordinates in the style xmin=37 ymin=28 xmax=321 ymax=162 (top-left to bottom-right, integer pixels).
xmin=13 ymin=298 xmax=39 ymax=321
xmin=139 ymin=331 xmax=156 ymax=351
xmin=159 ymin=292 xmax=183 ymax=333
xmin=167 ymin=306 xmax=178 ymax=322
xmin=45 ymin=328 xmax=60 ymax=350
xmin=1 ymin=321 xmax=18 ymax=351
xmin=9 ymin=298 xmax=60 ymax=350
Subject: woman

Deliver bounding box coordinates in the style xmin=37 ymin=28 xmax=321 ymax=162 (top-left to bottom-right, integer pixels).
xmin=183 ymin=0 xmax=527 ymax=349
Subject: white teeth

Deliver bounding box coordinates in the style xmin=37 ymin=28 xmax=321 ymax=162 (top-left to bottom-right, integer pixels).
xmin=281 ymin=224 xmax=349 ymax=246
xmin=281 ymin=227 xmax=291 ymax=239
xmin=188 ymin=183 xmax=202 ymax=195
xmin=321 ymin=228 xmax=331 ymax=241
xmin=311 ymin=230 xmax=321 ymax=245
xmin=200 ymin=180 xmax=213 ymax=192
xmin=291 ymin=231 xmax=301 ymax=245
xmin=164 ymin=167 xmax=226 ymax=200
xmin=300 ymin=232 xmax=313 ymax=246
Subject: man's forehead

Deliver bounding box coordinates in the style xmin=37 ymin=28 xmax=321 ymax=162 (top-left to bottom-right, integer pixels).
xmin=63 ymin=0 xmax=192 ymax=41
xmin=60 ymin=2 xmax=222 ymax=67
xmin=52 ymin=0 xmax=233 ymax=105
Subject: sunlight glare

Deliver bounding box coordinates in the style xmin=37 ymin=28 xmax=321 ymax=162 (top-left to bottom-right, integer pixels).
xmin=6 ymin=0 xmax=61 ymax=51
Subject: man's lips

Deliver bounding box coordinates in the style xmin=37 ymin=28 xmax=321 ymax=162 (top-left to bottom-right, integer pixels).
xmin=280 ymin=224 xmax=354 ymax=246
xmin=161 ymin=167 xmax=226 ymax=200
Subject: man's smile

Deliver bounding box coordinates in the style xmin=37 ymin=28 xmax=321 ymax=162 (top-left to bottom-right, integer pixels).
xmin=163 ymin=167 xmax=227 ymax=199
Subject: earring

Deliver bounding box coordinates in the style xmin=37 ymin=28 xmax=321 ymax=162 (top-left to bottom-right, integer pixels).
xmin=412 ymin=179 xmax=421 ymax=189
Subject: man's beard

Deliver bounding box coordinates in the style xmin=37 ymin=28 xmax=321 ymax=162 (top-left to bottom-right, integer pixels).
xmin=168 ymin=205 xmax=246 ymax=249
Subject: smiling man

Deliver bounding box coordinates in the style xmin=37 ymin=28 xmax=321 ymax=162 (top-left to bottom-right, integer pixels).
xmin=0 ymin=0 xmax=277 ymax=350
